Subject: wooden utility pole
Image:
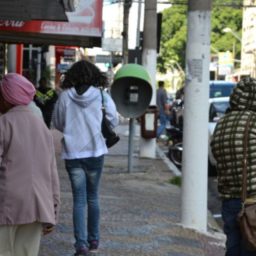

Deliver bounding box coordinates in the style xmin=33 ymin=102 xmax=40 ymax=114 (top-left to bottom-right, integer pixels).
xmin=181 ymin=0 xmax=212 ymax=232
xmin=139 ymin=0 xmax=157 ymax=159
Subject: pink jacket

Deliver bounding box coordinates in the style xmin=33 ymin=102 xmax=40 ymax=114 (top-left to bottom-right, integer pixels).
xmin=0 ymin=106 xmax=60 ymax=225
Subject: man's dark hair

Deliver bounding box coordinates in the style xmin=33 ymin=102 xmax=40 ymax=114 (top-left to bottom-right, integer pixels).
xmin=158 ymin=81 xmax=164 ymax=87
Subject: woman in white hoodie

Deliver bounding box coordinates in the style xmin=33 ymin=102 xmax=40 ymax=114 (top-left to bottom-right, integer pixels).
xmin=53 ymin=60 xmax=119 ymax=256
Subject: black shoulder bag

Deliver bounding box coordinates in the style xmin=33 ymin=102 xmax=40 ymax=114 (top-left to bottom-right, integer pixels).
xmin=100 ymin=89 xmax=120 ymax=148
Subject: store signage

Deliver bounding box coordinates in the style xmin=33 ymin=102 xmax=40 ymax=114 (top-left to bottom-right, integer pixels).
xmin=0 ymin=0 xmax=102 ymax=38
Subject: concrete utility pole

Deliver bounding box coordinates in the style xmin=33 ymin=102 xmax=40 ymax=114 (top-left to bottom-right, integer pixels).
xmin=122 ymin=0 xmax=132 ymax=65
xmin=122 ymin=0 xmax=135 ymax=172
xmin=7 ymin=45 xmax=16 ymax=73
xmin=139 ymin=0 xmax=157 ymax=158
xmin=181 ymin=0 xmax=212 ymax=232
xmin=136 ymin=0 xmax=142 ymax=48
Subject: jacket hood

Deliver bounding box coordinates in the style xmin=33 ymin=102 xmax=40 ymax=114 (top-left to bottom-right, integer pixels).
xmin=67 ymin=86 xmax=99 ymax=107
xmin=230 ymin=77 xmax=256 ymax=112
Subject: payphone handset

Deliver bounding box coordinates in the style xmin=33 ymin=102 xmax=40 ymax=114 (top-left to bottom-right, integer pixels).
xmin=125 ymin=85 xmax=139 ymax=104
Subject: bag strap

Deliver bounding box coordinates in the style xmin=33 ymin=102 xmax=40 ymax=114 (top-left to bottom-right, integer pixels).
xmin=241 ymin=114 xmax=252 ymax=202
xmin=100 ymin=88 xmax=106 ymax=114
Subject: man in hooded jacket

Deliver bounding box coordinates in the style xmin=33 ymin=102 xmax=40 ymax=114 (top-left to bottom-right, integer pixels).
xmin=211 ymin=77 xmax=256 ymax=256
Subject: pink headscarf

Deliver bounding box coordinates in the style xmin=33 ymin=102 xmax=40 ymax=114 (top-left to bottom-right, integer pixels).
xmin=0 ymin=73 xmax=36 ymax=105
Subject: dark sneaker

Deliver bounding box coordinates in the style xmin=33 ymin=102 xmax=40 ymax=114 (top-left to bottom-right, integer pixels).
xmin=74 ymin=246 xmax=89 ymax=256
xmin=89 ymin=240 xmax=99 ymax=253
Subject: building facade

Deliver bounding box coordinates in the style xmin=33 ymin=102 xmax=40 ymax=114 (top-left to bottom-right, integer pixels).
xmin=241 ymin=0 xmax=256 ymax=77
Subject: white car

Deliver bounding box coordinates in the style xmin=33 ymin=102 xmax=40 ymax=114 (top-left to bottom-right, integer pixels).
xmin=208 ymin=97 xmax=230 ymax=176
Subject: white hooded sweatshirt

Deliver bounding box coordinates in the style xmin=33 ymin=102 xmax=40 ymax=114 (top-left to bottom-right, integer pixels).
xmin=53 ymin=86 xmax=119 ymax=159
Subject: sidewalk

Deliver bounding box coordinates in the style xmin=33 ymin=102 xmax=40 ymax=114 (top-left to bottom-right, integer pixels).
xmin=39 ymin=122 xmax=225 ymax=256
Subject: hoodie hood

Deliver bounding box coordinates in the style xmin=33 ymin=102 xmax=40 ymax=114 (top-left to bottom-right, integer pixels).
xmin=67 ymin=86 xmax=99 ymax=107
xmin=230 ymin=77 xmax=256 ymax=112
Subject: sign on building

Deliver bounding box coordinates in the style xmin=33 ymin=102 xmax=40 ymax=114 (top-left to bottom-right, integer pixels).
xmin=0 ymin=0 xmax=103 ymax=47
xmin=218 ymin=51 xmax=234 ymax=76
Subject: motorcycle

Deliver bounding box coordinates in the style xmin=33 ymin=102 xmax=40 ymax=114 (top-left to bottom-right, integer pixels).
xmin=165 ymin=126 xmax=183 ymax=168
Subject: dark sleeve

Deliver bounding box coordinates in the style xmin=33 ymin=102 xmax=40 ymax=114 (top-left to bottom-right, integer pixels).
xmin=34 ymin=94 xmax=44 ymax=108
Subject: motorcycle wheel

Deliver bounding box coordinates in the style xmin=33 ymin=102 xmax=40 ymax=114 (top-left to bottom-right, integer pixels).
xmin=168 ymin=142 xmax=183 ymax=168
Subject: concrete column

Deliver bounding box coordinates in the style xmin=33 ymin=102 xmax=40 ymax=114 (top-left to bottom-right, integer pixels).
xmin=7 ymin=45 xmax=17 ymax=73
xmin=36 ymin=47 xmax=42 ymax=87
xmin=181 ymin=0 xmax=212 ymax=232
xmin=45 ymin=45 xmax=56 ymax=88
xmin=122 ymin=0 xmax=132 ymax=64
xmin=7 ymin=44 xmax=23 ymax=74
xmin=139 ymin=0 xmax=157 ymax=159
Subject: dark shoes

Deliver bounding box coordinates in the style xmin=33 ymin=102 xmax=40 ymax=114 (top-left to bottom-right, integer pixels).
xmin=74 ymin=241 xmax=99 ymax=256
xmin=89 ymin=240 xmax=99 ymax=253
xmin=74 ymin=246 xmax=89 ymax=256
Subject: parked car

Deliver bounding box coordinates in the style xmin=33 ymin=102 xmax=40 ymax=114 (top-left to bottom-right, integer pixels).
xmin=208 ymin=97 xmax=230 ymax=176
xmin=209 ymin=80 xmax=236 ymax=98
xmin=168 ymin=96 xmax=230 ymax=176
xmin=170 ymin=80 xmax=236 ymax=129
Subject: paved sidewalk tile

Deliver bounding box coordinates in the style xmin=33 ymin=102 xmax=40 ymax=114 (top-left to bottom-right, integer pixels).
xmin=39 ymin=128 xmax=225 ymax=256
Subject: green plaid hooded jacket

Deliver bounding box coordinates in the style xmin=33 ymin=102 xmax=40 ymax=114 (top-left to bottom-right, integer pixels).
xmin=211 ymin=78 xmax=256 ymax=199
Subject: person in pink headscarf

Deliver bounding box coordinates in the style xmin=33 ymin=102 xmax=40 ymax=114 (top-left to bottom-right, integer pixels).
xmin=0 ymin=73 xmax=60 ymax=256
xmin=0 ymin=73 xmax=43 ymax=118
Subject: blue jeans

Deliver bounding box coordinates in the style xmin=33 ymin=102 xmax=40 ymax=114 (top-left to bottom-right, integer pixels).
xmin=65 ymin=156 xmax=104 ymax=250
xmin=222 ymin=199 xmax=256 ymax=256
xmin=157 ymin=112 xmax=168 ymax=138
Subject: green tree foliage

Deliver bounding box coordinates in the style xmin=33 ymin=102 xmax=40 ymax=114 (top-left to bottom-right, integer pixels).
xmin=158 ymin=0 xmax=243 ymax=73
xmin=158 ymin=5 xmax=187 ymax=73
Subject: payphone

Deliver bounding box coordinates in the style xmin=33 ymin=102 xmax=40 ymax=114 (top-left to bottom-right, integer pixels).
xmin=111 ymin=63 xmax=152 ymax=118
xmin=111 ymin=63 xmax=157 ymax=139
